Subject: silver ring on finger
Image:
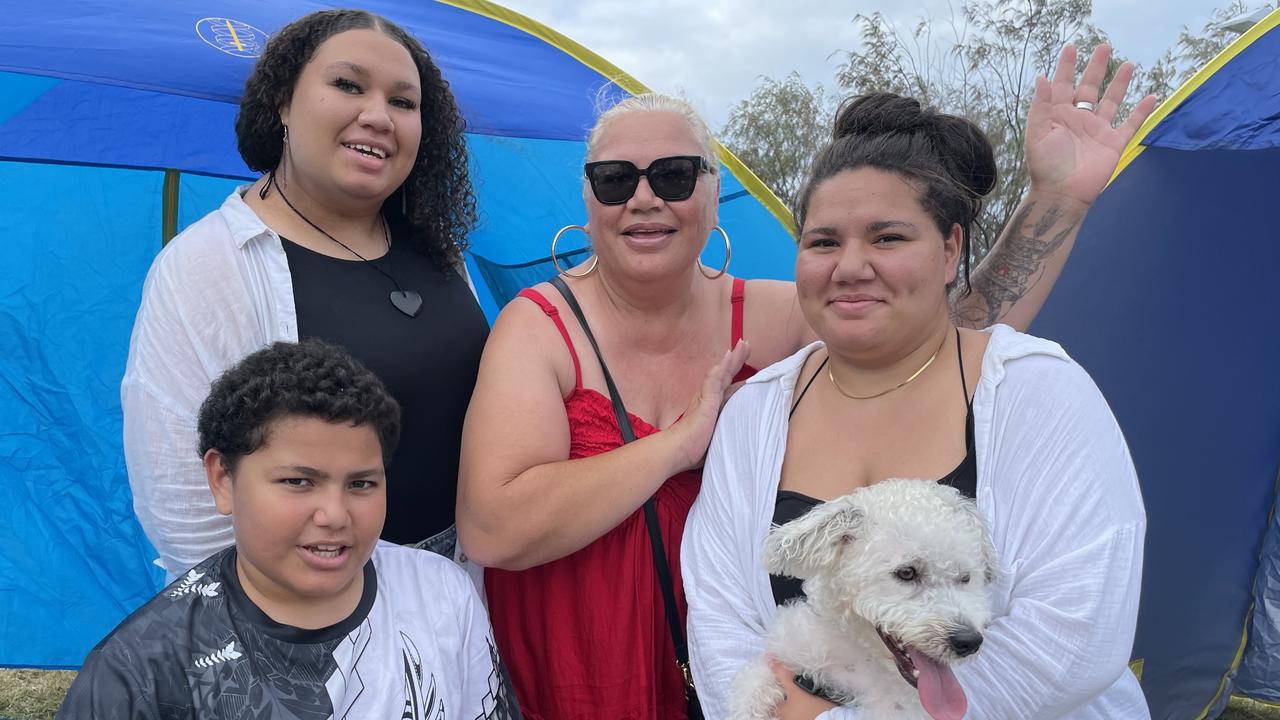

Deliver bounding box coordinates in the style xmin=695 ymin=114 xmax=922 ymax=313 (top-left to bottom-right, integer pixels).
xmin=1073 ymin=100 xmax=1097 ymax=112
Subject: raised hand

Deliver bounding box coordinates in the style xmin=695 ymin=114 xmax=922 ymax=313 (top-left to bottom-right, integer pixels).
xmin=1025 ymin=43 xmax=1160 ymax=206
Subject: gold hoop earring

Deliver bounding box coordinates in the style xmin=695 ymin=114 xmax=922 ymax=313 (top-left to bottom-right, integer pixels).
xmin=699 ymin=226 xmax=732 ymax=280
xmin=551 ymin=225 xmax=598 ymax=278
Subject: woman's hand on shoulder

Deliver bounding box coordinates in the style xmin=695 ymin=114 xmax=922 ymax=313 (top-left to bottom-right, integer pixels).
xmin=1025 ymin=43 xmax=1158 ymax=207
xmin=667 ymin=339 xmax=750 ymax=472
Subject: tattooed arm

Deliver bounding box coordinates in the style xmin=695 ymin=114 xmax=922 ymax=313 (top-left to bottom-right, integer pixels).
xmin=955 ymin=43 xmax=1157 ymax=332
xmin=954 ymin=194 xmax=1085 ymax=331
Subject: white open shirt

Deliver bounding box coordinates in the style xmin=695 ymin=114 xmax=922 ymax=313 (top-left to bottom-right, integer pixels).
xmin=683 ymin=325 xmax=1151 ymax=719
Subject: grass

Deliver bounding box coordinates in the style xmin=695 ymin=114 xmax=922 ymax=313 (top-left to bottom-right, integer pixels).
xmin=0 ymin=670 xmax=75 ymax=720
xmin=0 ymin=668 xmax=1277 ymax=719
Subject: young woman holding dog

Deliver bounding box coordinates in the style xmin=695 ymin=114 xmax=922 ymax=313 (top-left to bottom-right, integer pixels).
xmin=458 ymin=44 xmax=1151 ymax=720
xmin=683 ymin=76 xmax=1152 ymax=718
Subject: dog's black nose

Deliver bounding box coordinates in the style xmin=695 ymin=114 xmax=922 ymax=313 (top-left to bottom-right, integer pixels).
xmin=948 ymin=629 xmax=983 ymax=657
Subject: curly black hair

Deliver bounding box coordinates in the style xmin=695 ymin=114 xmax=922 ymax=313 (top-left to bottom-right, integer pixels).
xmin=197 ymin=340 xmax=401 ymax=473
xmin=235 ymin=9 xmax=475 ymax=271
xmin=792 ymin=93 xmax=999 ymax=295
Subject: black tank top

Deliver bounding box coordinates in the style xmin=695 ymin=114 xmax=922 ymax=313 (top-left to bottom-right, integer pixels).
xmin=770 ymin=329 xmax=977 ymax=605
xmin=282 ymin=233 xmax=488 ymax=544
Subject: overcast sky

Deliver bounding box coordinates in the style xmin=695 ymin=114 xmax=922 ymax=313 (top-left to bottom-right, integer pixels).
xmin=498 ymin=0 xmax=1254 ymax=129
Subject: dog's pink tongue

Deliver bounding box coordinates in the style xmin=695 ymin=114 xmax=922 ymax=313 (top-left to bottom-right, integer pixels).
xmin=908 ymin=648 xmax=967 ymax=720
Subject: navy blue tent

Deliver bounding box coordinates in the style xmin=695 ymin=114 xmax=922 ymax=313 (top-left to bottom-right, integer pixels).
xmin=1033 ymin=9 xmax=1280 ymax=718
xmin=0 ymin=1 xmax=796 ymax=668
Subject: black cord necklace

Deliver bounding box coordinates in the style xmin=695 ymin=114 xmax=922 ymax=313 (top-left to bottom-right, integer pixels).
xmin=265 ymin=172 xmax=422 ymax=318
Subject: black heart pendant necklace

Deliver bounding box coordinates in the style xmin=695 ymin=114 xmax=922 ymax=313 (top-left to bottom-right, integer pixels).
xmin=270 ymin=172 xmax=422 ymax=318
xmin=389 ymin=289 xmax=423 ymax=317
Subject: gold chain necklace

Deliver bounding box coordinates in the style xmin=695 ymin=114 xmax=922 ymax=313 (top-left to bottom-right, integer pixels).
xmin=827 ymin=331 xmax=949 ymax=400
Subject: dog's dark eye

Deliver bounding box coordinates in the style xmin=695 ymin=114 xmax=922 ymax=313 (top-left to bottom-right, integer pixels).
xmin=894 ymin=566 xmax=918 ymax=582
xmin=959 ymin=573 xmax=971 ymax=584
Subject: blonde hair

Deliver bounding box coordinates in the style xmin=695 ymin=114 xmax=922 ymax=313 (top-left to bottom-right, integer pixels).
xmin=585 ymin=93 xmax=719 ymax=174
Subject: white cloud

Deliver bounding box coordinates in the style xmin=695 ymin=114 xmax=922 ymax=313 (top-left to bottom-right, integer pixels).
xmin=498 ymin=0 xmax=1246 ymax=129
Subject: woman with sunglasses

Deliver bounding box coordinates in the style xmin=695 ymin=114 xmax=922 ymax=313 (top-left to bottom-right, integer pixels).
xmin=457 ymin=45 xmax=1152 ymax=720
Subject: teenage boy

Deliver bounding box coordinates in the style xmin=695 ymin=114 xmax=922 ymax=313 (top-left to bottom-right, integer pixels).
xmin=60 ymin=340 xmax=518 ymax=718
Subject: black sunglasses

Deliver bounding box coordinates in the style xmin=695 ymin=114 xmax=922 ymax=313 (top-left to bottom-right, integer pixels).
xmin=584 ymin=155 xmax=710 ymax=205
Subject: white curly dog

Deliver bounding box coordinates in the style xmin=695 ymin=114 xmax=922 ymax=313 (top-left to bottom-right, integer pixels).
xmin=730 ymin=479 xmax=998 ymax=720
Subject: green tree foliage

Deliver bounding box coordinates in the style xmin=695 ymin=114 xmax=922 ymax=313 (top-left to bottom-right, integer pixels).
xmin=720 ymin=0 xmax=1266 ymax=255
xmin=720 ymin=73 xmax=831 ymax=207
xmin=835 ymin=0 xmax=1118 ymax=260
xmin=1142 ymin=2 xmax=1273 ymax=99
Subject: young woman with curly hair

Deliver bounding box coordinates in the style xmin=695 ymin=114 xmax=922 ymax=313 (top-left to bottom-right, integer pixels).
xmin=122 ymin=9 xmax=488 ymax=578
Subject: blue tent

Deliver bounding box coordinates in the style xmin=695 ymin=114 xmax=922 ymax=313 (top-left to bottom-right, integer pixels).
xmin=0 ymin=1 xmax=796 ymax=668
xmin=1033 ymin=9 xmax=1280 ymax=718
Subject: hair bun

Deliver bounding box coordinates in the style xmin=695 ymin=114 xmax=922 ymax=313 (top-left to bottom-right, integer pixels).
xmin=938 ymin=120 xmax=998 ymax=198
xmin=833 ymin=93 xmax=996 ymax=199
xmin=832 ymin=93 xmax=929 ymax=139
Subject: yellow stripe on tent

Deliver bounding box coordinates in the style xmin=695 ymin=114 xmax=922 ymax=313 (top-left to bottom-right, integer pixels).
xmin=1195 ymin=617 xmax=1255 ymax=720
xmin=438 ymin=0 xmax=798 ymax=236
xmin=437 ymin=0 xmax=650 ymax=96
xmin=1196 ymin=463 xmax=1280 ymax=718
xmin=1230 ymin=695 xmax=1280 ymax=715
xmin=1109 ymin=6 xmax=1280 ymax=185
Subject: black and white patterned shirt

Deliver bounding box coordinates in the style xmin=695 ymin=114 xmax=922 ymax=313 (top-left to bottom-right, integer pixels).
xmin=59 ymin=543 xmax=519 ymax=719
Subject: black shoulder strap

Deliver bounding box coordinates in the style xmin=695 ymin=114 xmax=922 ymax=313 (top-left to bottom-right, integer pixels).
xmin=548 ymin=277 xmax=634 ymax=442
xmin=955 ymin=326 xmax=976 ymax=455
xmin=547 ymin=276 xmax=691 ymax=668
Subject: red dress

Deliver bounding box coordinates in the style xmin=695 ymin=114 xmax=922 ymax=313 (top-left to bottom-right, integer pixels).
xmin=486 ymin=278 xmax=758 ymax=720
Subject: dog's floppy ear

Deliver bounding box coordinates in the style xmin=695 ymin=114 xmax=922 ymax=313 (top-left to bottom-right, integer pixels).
xmin=956 ymin=497 xmax=999 ymax=584
xmin=977 ymin=527 xmax=999 ymax=584
xmin=763 ymin=496 xmax=865 ymax=580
